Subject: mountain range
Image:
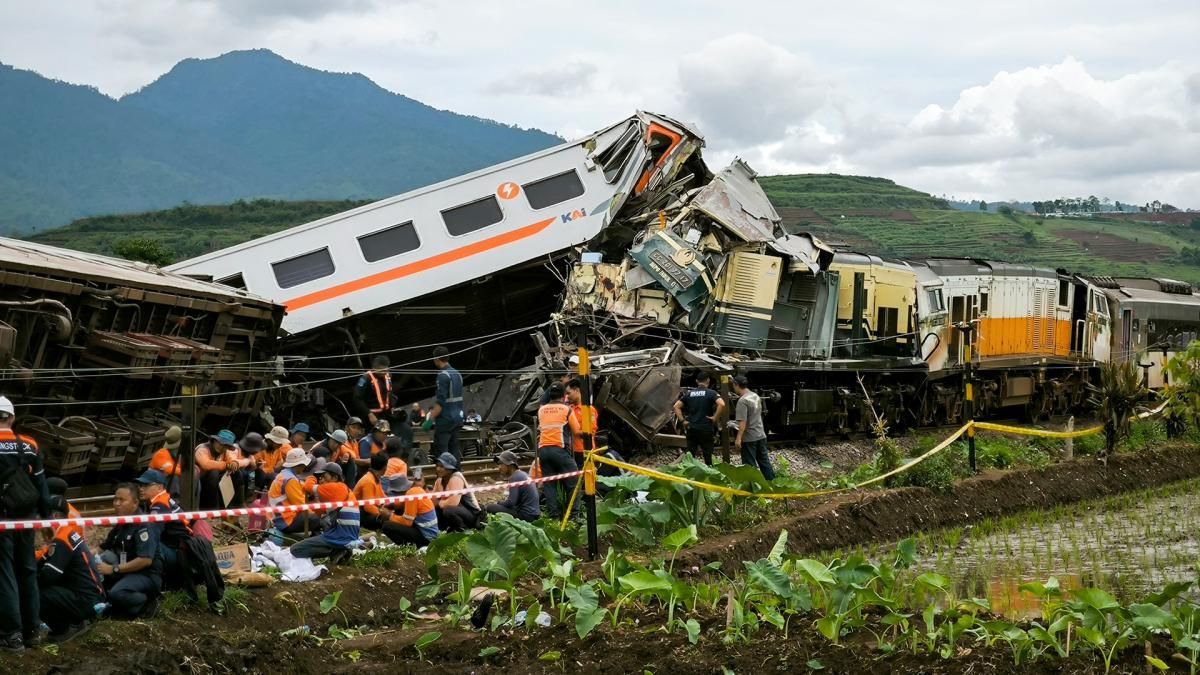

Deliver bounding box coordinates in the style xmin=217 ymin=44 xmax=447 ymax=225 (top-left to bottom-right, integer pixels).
xmin=0 ymin=49 xmax=561 ymax=233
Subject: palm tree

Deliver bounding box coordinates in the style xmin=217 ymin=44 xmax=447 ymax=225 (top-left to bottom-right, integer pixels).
xmin=1088 ymin=361 xmax=1148 ymax=459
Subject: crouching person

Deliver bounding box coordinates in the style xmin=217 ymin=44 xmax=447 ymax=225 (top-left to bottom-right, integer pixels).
xmin=38 ymin=496 xmax=104 ymax=642
xmin=484 ymin=451 xmax=540 ymax=523
xmin=291 ymin=463 xmax=360 ymax=564
xmin=380 ymin=472 xmax=438 ymax=547
xmin=97 ymin=484 xmax=162 ymax=619
xmin=431 ymin=453 xmax=481 ymax=532
xmin=138 ymin=469 xmax=224 ymax=606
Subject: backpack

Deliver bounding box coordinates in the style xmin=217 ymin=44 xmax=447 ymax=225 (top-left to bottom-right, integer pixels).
xmin=0 ymin=441 xmax=39 ymax=517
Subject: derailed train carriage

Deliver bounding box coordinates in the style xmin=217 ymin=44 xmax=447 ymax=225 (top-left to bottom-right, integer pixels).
xmin=0 ymin=239 xmax=283 ymax=482
xmin=549 ymin=176 xmax=1200 ymax=447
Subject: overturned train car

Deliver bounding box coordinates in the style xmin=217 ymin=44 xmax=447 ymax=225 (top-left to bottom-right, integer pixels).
xmin=0 ymin=239 xmax=283 ymax=482
xmin=550 ymin=174 xmax=1200 ymax=447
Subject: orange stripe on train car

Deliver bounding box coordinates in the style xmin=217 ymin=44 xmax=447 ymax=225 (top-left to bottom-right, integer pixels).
xmin=976 ymin=317 xmax=1073 ymax=358
xmin=284 ymin=217 xmax=557 ymax=311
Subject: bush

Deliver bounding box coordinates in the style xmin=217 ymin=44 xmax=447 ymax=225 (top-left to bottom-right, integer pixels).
xmin=976 ymin=438 xmax=1015 ymax=469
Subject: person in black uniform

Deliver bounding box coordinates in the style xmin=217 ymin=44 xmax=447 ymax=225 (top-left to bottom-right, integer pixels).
xmin=96 ymin=484 xmax=162 ymax=619
xmin=672 ymin=373 xmax=727 ymax=465
xmin=424 ymin=345 xmax=465 ymax=462
xmin=38 ymin=496 xmax=104 ymax=643
xmin=0 ymin=394 xmax=51 ymax=652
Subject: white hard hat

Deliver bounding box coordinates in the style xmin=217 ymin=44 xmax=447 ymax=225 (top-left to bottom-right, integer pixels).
xmin=0 ymin=396 xmax=13 ymax=417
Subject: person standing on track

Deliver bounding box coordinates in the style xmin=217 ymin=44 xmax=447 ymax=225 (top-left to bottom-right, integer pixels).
xmin=536 ymin=382 xmax=581 ymax=519
xmin=0 ymin=395 xmax=51 ymax=652
xmin=732 ymin=375 xmax=775 ymax=481
xmin=353 ymin=355 xmax=394 ymax=428
xmin=674 ymin=373 xmax=726 ymax=466
xmin=423 ymin=345 xmax=464 ymax=462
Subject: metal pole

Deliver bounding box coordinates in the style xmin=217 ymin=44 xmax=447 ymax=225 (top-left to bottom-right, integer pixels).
xmin=719 ymin=374 xmax=733 ymax=464
xmin=180 ymin=383 xmax=198 ymax=511
xmin=959 ymin=323 xmax=977 ymax=473
xmin=574 ymin=324 xmax=599 ymax=561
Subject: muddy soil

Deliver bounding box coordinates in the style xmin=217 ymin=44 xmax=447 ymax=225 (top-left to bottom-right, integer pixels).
xmin=7 ymin=445 xmax=1199 ymax=674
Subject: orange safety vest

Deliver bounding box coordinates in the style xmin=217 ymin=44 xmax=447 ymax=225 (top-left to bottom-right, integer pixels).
xmin=366 ymin=371 xmax=392 ymax=413
xmin=537 ymin=401 xmax=574 ymax=449
xmin=570 ymin=403 xmax=599 ymax=454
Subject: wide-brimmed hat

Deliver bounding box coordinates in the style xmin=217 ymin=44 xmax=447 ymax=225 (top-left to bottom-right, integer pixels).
xmin=384 ymin=473 xmax=413 ymax=495
xmin=282 ymin=447 xmax=312 ymax=468
xmin=265 ymin=426 xmax=290 ymax=445
xmin=436 ymin=452 xmax=459 ymax=471
xmin=163 ymin=425 xmax=182 ymax=451
xmin=239 ymin=432 xmax=265 ymax=454
xmin=210 ymin=429 xmax=236 ymax=446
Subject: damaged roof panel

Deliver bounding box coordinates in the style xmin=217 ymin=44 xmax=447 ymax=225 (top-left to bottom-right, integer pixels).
xmin=690 ymin=158 xmax=780 ymax=243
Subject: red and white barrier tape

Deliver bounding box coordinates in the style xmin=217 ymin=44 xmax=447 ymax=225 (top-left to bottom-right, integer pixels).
xmin=0 ymin=471 xmax=583 ymax=531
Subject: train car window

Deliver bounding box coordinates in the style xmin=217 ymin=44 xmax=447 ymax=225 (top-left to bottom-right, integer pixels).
xmin=1058 ymin=280 xmax=1070 ymax=307
xmin=272 ymin=248 xmax=335 ymax=289
xmin=442 ymin=196 xmax=504 ymax=236
xmin=926 ymin=288 xmax=945 ymax=312
xmin=358 ymin=222 xmax=421 ymax=263
xmin=216 ymin=273 xmax=246 ymax=290
xmin=979 ymin=292 xmax=989 ymax=313
xmin=524 ymin=170 xmax=585 ymax=210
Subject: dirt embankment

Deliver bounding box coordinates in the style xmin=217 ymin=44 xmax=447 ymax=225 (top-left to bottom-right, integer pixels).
xmin=678 ymin=445 xmax=1200 ymax=571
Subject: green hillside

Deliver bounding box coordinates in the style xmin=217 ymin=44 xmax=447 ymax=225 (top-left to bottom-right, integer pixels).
xmin=24 ymin=174 xmax=1200 ymax=286
xmin=769 ymin=176 xmax=1200 ymax=284
xmin=27 ymin=199 xmax=370 ymax=262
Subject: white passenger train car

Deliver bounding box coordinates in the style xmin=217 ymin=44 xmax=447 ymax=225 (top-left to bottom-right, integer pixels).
xmin=168 ymin=112 xmax=704 ymax=336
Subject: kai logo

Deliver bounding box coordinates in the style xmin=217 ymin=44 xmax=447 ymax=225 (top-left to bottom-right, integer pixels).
xmin=560 ymin=208 xmax=588 ymax=223
xmin=496 ymin=182 xmax=521 ymax=200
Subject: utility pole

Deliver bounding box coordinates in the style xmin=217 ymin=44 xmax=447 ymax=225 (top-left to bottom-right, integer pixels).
xmin=956 ymin=322 xmax=977 ymax=473
xmin=179 ymin=383 xmax=199 ymax=510
xmin=574 ymin=324 xmax=599 ymax=561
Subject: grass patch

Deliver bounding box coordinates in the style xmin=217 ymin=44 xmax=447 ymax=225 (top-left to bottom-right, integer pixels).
xmin=214 ymin=587 xmax=251 ymax=615
xmin=348 ymin=545 xmax=418 ymax=568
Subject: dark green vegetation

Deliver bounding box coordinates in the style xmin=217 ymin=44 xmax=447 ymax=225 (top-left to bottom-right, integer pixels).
xmin=0 ymin=49 xmax=559 ymax=234
xmin=29 ymin=199 xmax=371 ymax=263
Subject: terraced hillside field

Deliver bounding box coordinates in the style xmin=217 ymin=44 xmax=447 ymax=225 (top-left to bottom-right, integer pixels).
xmin=768 ymin=175 xmax=1200 ymax=285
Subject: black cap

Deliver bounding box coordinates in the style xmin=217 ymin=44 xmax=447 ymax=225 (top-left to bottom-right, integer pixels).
xmin=547 ymin=382 xmax=565 ymax=399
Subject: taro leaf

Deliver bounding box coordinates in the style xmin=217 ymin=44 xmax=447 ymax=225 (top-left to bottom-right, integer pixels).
xmin=465 ymin=522 xmax=518 ymax=576
xmin=855 ymin=586 xmax=897 ymax=609
xmin=768 ymin=529 xmax=788 ymax=565
xmin=744 ymin=559 xmax=792 ymax=598
xmin=807 ymin=659 xmax=825 ymax=671
xmin=597 ymin=473 xmax=653 ymax=494
xmin=423 ymin=531 xmax=468 ymax=577
xmin=619 ymin=570 xmax=674 ymax=595
xmin=1146 ymin=655 xmax=1169 ymax=672
xmin=319 ymin=591 xmax=342 ymax=615
xmin=564 ymin=581 xmax=599 ymax=614
xmin=1076 ymin=625 xmax=1106 ymax=647
xmin=414 ymin=631 xmax=441 ymax=652
xmin=662 ymin=524 xmax=698 ymax=552
xmin=715 ymin=463 xmax=772 ymax=489
xmin=816 ymin=615 xmax=840 ymax=642
xmin=524 ymin=602 xmax=542 ymax=631
xmin=1129 ymin=603 xmax=1180 ymax=631
xmin=704 ymin=561 xmax=723 ymax=572
xmin=478 ymin=646 xmax=501 ymax=658
xmin=958 ymin=597 xmax=991 ymax=614
xmin=1072 ymin=588 xmax=1120 ymax=612
xmin=894 ymin=538 xmax=917 ymax=568
xmin=1179 ymin=637 xmax=1200 ymax=653
xmin=915 ymin=572 xmax=952 ymax=596
xmin=684 ymin=618 xmax=701 ymax=645
xmin=794 ymin=559 xmax=836 ymax=586
xmin=1146 ymin=581 xmax=1193 ymax=606
xmin=575 ymin=607 xmax=608 ymax=639
xmin=539 ymin=651 xmax=562 ymax=662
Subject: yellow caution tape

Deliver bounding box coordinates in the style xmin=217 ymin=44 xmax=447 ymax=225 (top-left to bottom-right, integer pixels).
xmin=971 ymin=421 xmax=1102 ymax=439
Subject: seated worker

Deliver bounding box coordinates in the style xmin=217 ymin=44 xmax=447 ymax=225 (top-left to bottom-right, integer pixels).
xmin=289 ymin=423 xmax=310 ymax=449
xmin=43 ymin=477 xmax=83 ymax=540
xmin=195 ymin=430 xmax=250 ymax=509
xmin=268 ymin=448 xmax=322 ymax=538
xmin=97 ymin=484 xmax=162 ymax=619
xmin=135 ymin=469 xmax=190 ymax=574
xmin=354 ymin=453 xmax=390 ymax=531
xmin=383 ymin=437 xmax=408 ymax=482
xmin=38 ymin=495 xmax=105 ymax=643
xmin=147 ymin=426 xmax=184 ymax=497
xmin=484 ymin=451 xmax=540 ymax=522
xmin=291 ymin=463 xmax=360 ymax=563
xmin=255 ymin=427 xmax=291 ymax=494
xmin=431 ymin=453 xmax=481 ymax=532
xmin=328 ymin=429 xmax=358 ymax=488
xmin=357 ymin=420 xmax=389 ymax=465
xmin=379 ymin=472 xmax=439 ymax=547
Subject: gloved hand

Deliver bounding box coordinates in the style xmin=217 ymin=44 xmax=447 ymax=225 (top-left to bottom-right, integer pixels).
xmin=421 ymin=418 xmax=434 ymax=431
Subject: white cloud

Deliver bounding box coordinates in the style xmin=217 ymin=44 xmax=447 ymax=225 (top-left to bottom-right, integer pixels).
xmin=484 ymin=60 xmax=598 ymax=97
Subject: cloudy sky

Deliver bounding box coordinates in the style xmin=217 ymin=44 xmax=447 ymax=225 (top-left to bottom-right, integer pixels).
xmin=2 ymin=0 xmax=1197 ymax=206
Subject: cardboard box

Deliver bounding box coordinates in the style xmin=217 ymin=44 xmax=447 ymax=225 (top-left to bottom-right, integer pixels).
xmin=213 ymin=543 xmax=252 ymax=575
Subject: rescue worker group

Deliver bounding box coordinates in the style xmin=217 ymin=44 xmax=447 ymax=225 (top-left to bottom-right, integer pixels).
xmin=0 ymin=345 xmax=775 ymax=652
